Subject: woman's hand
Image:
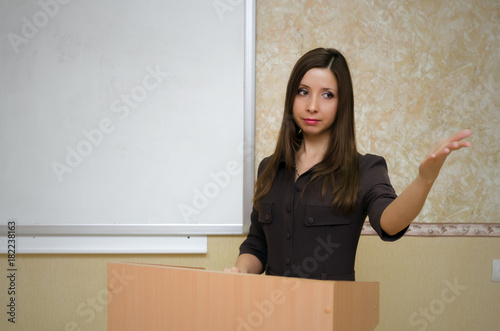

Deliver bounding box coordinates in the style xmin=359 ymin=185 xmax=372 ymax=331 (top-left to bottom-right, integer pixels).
xmin=418 ymin=129 xmax=472 ymax=183
xmin=223 ymin=266 xmax=242 ymax=273
xmin=223 ymin=254 xmax=263 ymax=274
xmin=381 ymin=129 xmax=472 ymax=235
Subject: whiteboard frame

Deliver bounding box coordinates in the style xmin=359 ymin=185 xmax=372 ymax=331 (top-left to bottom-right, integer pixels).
xmin=0 ymin=0 xmax=255 ymax=253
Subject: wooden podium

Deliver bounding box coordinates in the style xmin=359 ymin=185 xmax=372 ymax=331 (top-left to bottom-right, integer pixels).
xmin=107 ymin=263 xmax=379 ymax=331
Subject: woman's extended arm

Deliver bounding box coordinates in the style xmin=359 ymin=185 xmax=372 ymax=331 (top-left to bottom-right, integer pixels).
xmin=380 ymin=129 xmax=472 ymax=235
xmin=224 ymin=253 xmax=264 ymax=274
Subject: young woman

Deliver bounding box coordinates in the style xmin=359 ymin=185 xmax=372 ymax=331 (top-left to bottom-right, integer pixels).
xmin=225 ymin=48 xmax=472 ymax=281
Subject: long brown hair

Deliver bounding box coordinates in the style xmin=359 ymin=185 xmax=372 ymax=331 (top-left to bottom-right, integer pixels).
xmin=253 ymin=48 xmax=360 ymax=214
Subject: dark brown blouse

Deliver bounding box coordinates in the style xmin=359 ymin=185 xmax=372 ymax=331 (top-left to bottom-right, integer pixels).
xmin=239 ymin=153 xmax=408 ymax=281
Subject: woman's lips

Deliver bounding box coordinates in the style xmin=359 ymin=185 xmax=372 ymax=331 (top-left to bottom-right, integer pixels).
xmin=304 ymin=118 xmax=319 ymax=125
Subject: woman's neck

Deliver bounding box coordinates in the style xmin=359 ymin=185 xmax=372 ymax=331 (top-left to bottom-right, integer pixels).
xmin=296 ymin=132 xmax=329 ymax=172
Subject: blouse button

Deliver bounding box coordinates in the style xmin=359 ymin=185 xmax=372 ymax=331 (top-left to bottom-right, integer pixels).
xmin=285 ymin=231 xmax=291 ymax=239
xmin=306 ymin=217 xmax=314 ymax=225
xmin=285 ymin=257 xmax=291 ymax=265
xmin=264 ymin=214 xmax=270 ymax=221
xmin=286 ymin=205 xmax=291 ymax=213
xmin=295 ymin=186 xmax=302 ymax=192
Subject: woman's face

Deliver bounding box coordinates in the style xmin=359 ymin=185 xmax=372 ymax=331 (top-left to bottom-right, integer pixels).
xmin=292 ymin=68 xmax=339 ymax=139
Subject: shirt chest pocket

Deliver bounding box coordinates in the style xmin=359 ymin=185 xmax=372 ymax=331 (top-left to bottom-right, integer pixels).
xmin=258 ymin=202 xmax=273 ymax=224
xmin=304 ymin=205 xmax=351 ymax=227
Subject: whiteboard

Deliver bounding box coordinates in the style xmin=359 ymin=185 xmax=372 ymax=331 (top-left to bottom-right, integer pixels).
xmin=0 ymin=0 xmax=255 ymax=251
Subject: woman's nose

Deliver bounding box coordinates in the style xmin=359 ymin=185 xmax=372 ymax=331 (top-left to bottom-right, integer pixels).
xmin=307 ymin=95 xmax=318 ymax=113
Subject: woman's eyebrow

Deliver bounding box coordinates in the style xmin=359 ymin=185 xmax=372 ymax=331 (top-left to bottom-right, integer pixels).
xmin=298 ymin=83 xmax=336 ymax=92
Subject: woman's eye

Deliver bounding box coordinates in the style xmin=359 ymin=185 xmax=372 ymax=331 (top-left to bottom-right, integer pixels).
xmin=297 ymin=88 xmax=308 ymax=96
xmin=323 ymin=92 xmax=334 ymax=99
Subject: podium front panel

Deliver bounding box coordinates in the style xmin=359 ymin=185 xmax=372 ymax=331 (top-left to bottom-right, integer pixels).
xmin=107 ymin=263 xmax=378 ymax=330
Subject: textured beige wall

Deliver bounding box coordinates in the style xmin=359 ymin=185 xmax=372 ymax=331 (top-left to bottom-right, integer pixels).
xmin=255 ymin=0 xmax=499 ymax=224
xmin=1 ymin=1 xmax=499 ymax=330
